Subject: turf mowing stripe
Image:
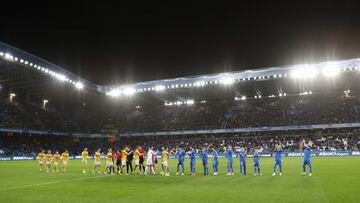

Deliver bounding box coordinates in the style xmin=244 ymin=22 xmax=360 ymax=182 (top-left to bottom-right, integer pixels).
xmin=0 ymin=175 xmax=110 ymax=192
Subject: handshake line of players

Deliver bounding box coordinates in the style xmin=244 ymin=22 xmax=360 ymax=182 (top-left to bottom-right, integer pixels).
xmin=36 ymin=143 xmax=313 ymax=177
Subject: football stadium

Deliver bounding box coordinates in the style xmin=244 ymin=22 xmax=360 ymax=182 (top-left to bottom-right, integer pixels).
xmin=1 ymin=3 xmax=360 ymax=203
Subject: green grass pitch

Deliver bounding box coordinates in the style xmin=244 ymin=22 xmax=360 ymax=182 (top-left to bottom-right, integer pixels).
xmin=0 ymin=156 xmax=359 ymax=203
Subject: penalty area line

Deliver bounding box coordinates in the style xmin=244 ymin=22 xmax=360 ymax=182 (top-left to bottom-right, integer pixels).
xmin=0 ymin=175 xmax=110 ymax=192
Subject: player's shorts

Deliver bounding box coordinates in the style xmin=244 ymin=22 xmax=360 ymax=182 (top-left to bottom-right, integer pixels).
xmin=190 ymin=159 xmax=196 ymax=165
xmin=146 ymin=158 xmax=154 ymax=166
xmin=46 ymin=161 xmax=51 ymax=165
xmin=39 ymin=160 xmax=44 ymax=165
xmin=227 ymin=159 xmax=233 ymax=166
xmin=139 ymin=157 xmax=144 ymax=164
xmin=116 ymin=160 xmax=121 ymax=166
xmin=274 ymin=159 xmax=282 ymax=165
xmin=135 ymin=159 xmax=139 ymax=165
xmin=253 ymin=162 xmax=260 ymax=167
xmin=121 ymin=160 xmax=126 ymax=166
xmin=95 ymin=161 xmax=101 ymax=166
xmin=82 ymin=160 xmax=88 ymax=164
xmin=177 ymin=160 xmax=184 ymax=165
xmin=54 ymin=162 xmax=59 ymax=166
xmin=202 ymin=159 xmax=208 ymax=165
xmin=240 ymin=160 xmax=246 ymax=166
xmin=303 ymin=159 xmax=311 ymax=165
xmin=63 ymin=161 xmax=68 ymax=165
xmin=107 ymin=161 xmax=114 ymax=167
xmin=213 ymin=161 xmax=218 ymax=167
xmin=162 ymin=161 xmax=168 ymax=167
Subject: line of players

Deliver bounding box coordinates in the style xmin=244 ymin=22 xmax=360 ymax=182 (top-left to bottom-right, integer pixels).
xmin=37 ymin=143 xmax=313 ymax=176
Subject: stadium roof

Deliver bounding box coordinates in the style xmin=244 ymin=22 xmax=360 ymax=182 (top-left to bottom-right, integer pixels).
xmin=1 ymin=41 xmax=360 ymax=106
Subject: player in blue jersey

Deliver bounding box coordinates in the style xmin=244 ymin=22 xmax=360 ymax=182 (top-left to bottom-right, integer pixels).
xmin=175 ymin=147 xmax=185 ymax=176
xmin=301 ymin=142 xmax=313 ymax=176
xmin=272 ymin=144 xmax=283 ymax=176
xmin=201 ymin=146 xmax=209 ymax=175
xmin=225 ymin=146 xmax=234 ymax=176
xmin=188 ymin=146 xmax=196 ymax=176
xmin=238 ymin=147 xmax=247 ymax=175
xmin=211 ymin=147 xmax=219 ymax=176
xmin=253 ymin=150 xmax=261 ymax=176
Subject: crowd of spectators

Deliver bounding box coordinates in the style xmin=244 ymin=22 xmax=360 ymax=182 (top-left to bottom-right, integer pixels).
xmin=1 ymin=94 xmax=360 ymax=133
xmin=1 ymin=128 xmax=359 ymax=156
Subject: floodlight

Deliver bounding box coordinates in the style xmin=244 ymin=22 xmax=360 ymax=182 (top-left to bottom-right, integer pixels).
xmin=107 ymin=89 xmax=121 ymax=97
xmin=123 ymin=87 xmax=135 ymax=96
xmin=75 ymin=82 xmax=84 ymax=89
xmin=240 ymin=96 xmax=246 ymax=100
xmin=290 ymin=67 xmax=319 ymax=79
xmin=322 ymin=63 xmax=340 ymax=77
xmin=221 ymin=77 xmax=234 ymax=85
xmin=186 ymin=100 xmax=194 ymax=105
xmin=155 ymin=85 xmax=165 ymax=91
xmin=5 ymin=53 xmax=14 ymax=60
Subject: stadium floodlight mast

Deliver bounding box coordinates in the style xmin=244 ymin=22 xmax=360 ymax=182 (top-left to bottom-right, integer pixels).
xmin=9 ymin=93 xmax=15 ymax=102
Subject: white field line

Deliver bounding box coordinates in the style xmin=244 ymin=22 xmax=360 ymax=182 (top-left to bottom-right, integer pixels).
xmin=0 ymin=175 xmax=109 ymax=192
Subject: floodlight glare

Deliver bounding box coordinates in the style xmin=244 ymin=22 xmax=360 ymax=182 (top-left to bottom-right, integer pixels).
xmin=322 ymin=64 xmax=340 ymax=77
xmin=155 ymin=85 xmax=165 ymax=91
xmin=186 ymin=100 xmax=194 ymax=105
xmin=107 ymin=89 xmax=121 ymax=97
xmin=290 ymin=67 xmax=319 ymax=79
xmin=123 ymin=87 xmax=135 ymax=96
xmin=75 ymin=82 xmax=84 ymax=89
xmin=4 ymin=53 xmax=14 ymax=61
xmin=221 ymin=77 xmax=234 ymax=85
xmin=240 ymin=96 xmax=246 ymax=100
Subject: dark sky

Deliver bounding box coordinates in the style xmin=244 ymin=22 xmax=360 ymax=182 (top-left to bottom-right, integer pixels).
xmin=1 ymin=1 xmax=360 ymax=85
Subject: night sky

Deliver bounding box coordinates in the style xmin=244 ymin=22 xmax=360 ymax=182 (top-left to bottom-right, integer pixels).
xmin=1 ymin=1 xmax=360 ymax=85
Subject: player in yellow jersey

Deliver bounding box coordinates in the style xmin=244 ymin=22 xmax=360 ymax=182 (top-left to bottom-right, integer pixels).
xmin=81 ymin=148 xmax=89 ymax=174
xmin=37 ymin=150 xmax=46 ymax=172
xmin=61 ymin=150 xmax=69 ymax=173
xmin=120 ymin=146 xmax=129 ymax=175
xmin=93 ymin=149 xmax=102 ymax=174
xmin=104 ymin=148 xmax=114 ymax=175
xmin=53 ymin=151 xmax=61 ymax=173
xmin=45 ymin=150 xmax=52 ymax=173
xmin=161 ymin=147 xmax=170 ymax=176
xmin=133 ymin=147 xmax=141 ymax=174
